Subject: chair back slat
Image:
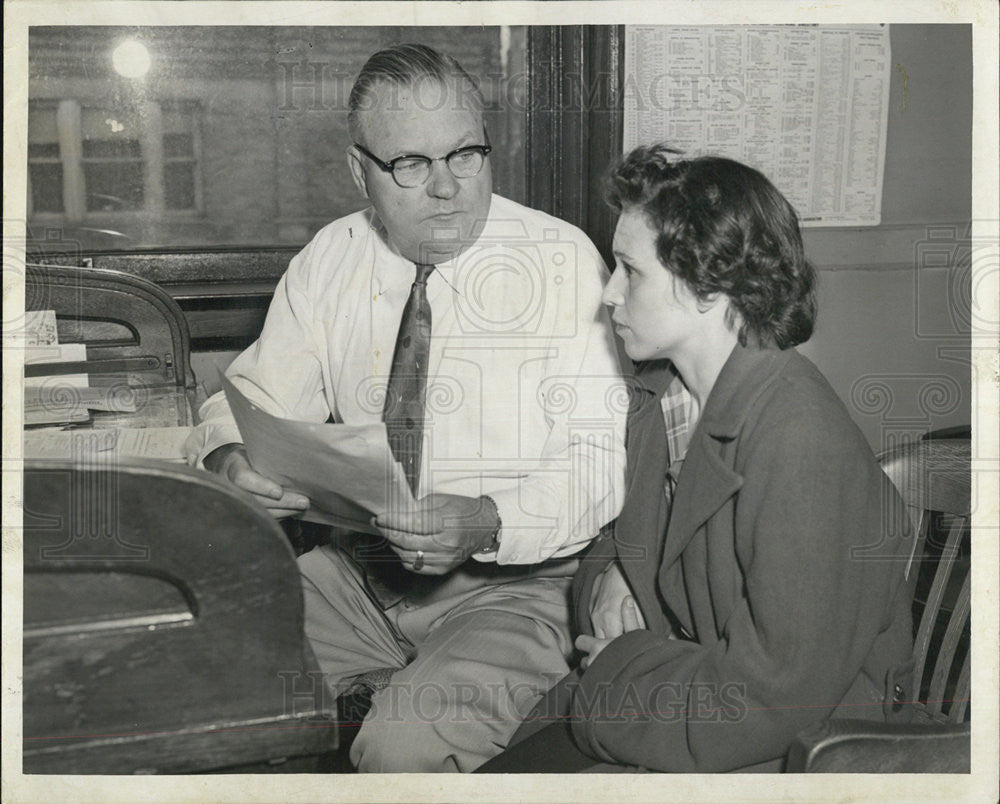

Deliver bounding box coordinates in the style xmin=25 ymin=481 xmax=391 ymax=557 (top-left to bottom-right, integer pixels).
xmin=877 ymin=438 xmax=970 ymax=725
xmin=911 ymin=515 xmax=968 ymax=705
xmin=925 ymin=571 xmax=970 ymax=720
xmin=951 ymin=649 xmax=971 ymax=723
xmin=903 ymin=508 xmax=928 ymax=588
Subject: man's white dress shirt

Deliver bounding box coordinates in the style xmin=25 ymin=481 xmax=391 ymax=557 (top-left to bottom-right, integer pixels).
xmin=186 ymin=194 xmax=626 ymax=565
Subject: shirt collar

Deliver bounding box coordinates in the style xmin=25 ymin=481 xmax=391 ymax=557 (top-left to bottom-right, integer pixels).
xmin=369 ymin=197 xmax=502 ymax=284
xmin=660 ymin=370 xmax=697 ymax=476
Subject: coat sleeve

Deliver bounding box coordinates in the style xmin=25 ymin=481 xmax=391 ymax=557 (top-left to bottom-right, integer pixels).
xmin=569 ymin=386 xmax=910 ymax=771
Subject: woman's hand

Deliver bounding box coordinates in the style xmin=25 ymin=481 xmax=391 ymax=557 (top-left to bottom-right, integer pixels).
xmin=576 ymin=595 xmax=643 ymax=670
xmin=589 ymin=561 xmax=646 ymax=639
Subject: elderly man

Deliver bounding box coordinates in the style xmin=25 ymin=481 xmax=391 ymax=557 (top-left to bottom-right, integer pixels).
xmin=185 ymin=44 xmax=625 ymax=772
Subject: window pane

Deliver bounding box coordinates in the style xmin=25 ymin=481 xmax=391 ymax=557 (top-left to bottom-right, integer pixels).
xmin=84 ymin=162 xmax=144 ymax=210
xmin=29 ymin=163 xmax=64 ymax=212
xmin=164 ymin=162 xmax=195 ymax=209
xmin=162 ymin=105 xmax=195 ymax=135
xmin=82 ymin=139 xmax=143 ymax=159
xmin=28 ymin=143 xmax=60 ymax=159
xmin=28 ymin=104 xmax=59 ymax=144
xmin=81 ymin=106 xmax=142 ymax=142
xmin=163 ymin=133 xmax=194 ymax=158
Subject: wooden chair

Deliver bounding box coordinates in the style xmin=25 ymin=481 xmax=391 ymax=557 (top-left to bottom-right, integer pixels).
xmin=22 ymin=459 xmax=337 ymax=773
xmin=787 ymin=437 xmax=971 ymax=772
xmin=24 ymin=263 xmax=197 ymax=424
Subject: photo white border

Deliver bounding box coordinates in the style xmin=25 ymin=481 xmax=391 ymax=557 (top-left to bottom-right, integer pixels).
xmin=3 ymin=2 xmax=997 ymax=802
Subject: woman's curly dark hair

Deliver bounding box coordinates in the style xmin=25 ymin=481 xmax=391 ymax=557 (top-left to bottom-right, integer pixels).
xmin=606 ymin=145 xmax=817 ymax=349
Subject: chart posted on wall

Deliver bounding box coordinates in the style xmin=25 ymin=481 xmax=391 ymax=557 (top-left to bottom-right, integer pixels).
xmin=624 ymin=25 xmax=891 ymax=227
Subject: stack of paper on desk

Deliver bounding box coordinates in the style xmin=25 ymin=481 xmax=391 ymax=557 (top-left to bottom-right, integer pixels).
xmin=23 ymin=315 xmax=98 ymax=426
xmin=24 ymin=383 xmax=140 ymax=426
xmin=23 ymin=426 xmax=192 ymax=462
xmin=222 ymin=376 xmax=417 ymax=533
xmin=22 ymin=313 xmax=158 ymax=426
xmin=24 ymin=310 xmax=58 ymax=347
xmin=23 ymin=343 xmax=91 ymax=425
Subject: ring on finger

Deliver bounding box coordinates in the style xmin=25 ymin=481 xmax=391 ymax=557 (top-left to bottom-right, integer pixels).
xmin=413 ymin=550 xmax=425 ymax=571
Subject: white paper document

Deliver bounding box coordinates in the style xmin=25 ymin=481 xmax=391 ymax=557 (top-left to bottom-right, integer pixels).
xmin=24 ymin=426 xmax=192 ymax=462
xmin=222 ymin=376 xmax=417 ymax=533
xmin=624 ymin=25 xmax=891 ymax=226
xmin=24 ymin=310 xmax=58 ymax=346
xmin=24 ymin=343 xmax=89 ymax=389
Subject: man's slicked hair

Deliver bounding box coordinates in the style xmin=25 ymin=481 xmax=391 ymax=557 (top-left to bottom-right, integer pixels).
xmin=606 ymin=146 xmax=817 ymax=350
xmin=348 ymin=44 xmax=485 ymax=143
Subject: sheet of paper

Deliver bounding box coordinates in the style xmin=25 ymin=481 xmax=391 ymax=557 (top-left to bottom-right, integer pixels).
xmin=24 ymin=343 xmax=88 ymax=389
xmin=23 ymin=379 xmax=141 ymax=427
xmin=23 ymin=405 xmax=90 ymax=427
xmin=624 ymin=25 xmax=891 ymax=226
xmin=25 ymin=384 xmax=138 ymax=413
xmin=24 ymin=310 xmax=58 ymax=346
xmin=222 ymin=376 xmax=417 ymax=533
xmin=24 ymin=426 xmax=192 ymax=462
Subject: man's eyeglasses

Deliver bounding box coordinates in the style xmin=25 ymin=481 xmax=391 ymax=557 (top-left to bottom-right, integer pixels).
xmin=354 ymin=130 xmax=492 ymax=189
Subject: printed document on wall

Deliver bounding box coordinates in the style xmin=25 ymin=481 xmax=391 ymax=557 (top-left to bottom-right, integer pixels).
xmin=624 ymin=25 xmax=891 ymax=226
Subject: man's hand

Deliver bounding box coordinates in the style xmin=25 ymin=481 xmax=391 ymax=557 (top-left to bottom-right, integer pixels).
xmin=203 ymin=443 xmax=310 ymax=519
xmin=374 ymin=493 xmax=499 ymax=575
xmin=576 ymin=595 xmax=643 ymax=670
xmin=589 ymin=561 xmax=646 ymax=639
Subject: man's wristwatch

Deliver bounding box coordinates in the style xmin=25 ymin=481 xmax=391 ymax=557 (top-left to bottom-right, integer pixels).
xmin=477 ymin=495 xmax=502 ymax=555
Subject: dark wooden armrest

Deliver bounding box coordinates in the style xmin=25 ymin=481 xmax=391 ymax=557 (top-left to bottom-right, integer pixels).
xmin=787 ymin=719 xmax=970 ymax=773
xmin=23 ymin=459 xmax=337 ymax=773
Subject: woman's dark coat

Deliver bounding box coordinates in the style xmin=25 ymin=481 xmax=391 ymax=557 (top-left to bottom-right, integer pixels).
xmin=569 ymin=344 xmax=915 ymax=772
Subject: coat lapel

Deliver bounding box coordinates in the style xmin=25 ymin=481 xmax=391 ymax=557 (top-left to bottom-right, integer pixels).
xmin=658 ymin=344 xmax=793 ymax=572
xmin=658 ymin=430 xmax=741 ymax=570
xmin=614 ymin=364 xmax=672 ymax=564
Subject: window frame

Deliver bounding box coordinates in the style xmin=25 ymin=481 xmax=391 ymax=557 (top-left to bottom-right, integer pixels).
xmin=525 ymin=26 xmax=625 ymax=267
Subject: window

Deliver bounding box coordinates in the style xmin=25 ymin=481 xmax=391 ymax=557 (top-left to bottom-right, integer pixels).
xmin=27 ymin=103 xmax=63 ymax=213
xmin=27 ymin=97 xmax=203 ymax=222
xmin=162 ymin=102 xmax=200 ymax=211
xmin=81 ymin=104 xmax=145 ymax=211
xmin=27 ymin=27 xmax=527 ymax=250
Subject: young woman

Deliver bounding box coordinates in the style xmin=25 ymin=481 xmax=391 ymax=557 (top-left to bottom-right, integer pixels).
xmin=479 ymin=148 xmax=915 ymax=773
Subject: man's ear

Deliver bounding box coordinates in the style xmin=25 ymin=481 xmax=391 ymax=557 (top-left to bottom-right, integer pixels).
xmin=347 ymin=146 xmax=369 ymax=198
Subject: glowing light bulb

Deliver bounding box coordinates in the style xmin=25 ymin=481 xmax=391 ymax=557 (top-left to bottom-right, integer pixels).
xmin=112 ymin=40 xmax=151 ymax=79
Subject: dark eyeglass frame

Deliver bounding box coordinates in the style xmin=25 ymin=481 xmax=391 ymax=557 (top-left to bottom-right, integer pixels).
xmin=353 ymin=129 xmax=492 ymax=188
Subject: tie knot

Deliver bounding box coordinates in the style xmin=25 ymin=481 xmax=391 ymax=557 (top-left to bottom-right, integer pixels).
xmin=414 ymin=263 xmax=436 ymax=285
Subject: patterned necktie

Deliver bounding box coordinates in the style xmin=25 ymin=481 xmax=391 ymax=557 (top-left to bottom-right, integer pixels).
xmin=383 ymin=262 xmax=436 ymax=495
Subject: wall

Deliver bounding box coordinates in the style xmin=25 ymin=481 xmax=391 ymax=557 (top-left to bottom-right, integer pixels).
xmin=797 ymin=24 xmax=972 ymax=449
